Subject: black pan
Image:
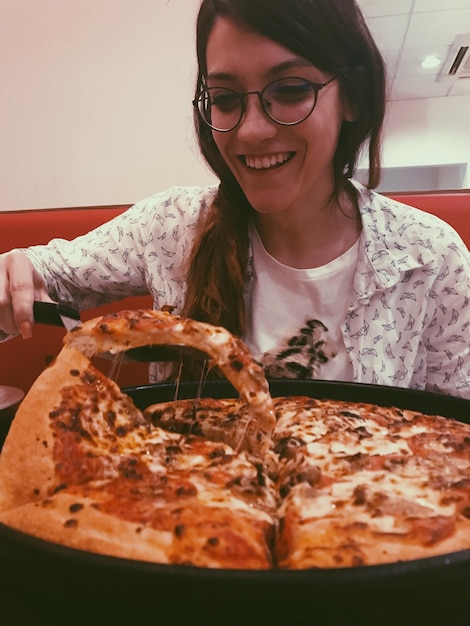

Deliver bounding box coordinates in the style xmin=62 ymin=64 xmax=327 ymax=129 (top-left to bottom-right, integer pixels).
xmin=1 ymin=380 xmax=470 ymax=626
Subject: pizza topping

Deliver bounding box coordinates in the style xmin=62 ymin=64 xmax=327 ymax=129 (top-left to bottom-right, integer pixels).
xmin=273 ymin=436 xmax=306 ymax=460
xmin=64 ymin=519 xmax=78 ymax=529
xmin=409 ymin=516 xmax=455 ymax=546
xmin=145 ymin=398 xmax=251 ymax=452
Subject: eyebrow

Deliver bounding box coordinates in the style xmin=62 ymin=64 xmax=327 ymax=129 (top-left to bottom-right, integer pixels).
xmin=206 ymin=57 xmax=316 ymax=82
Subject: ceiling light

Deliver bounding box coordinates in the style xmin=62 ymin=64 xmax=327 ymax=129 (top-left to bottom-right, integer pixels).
xmin=421 ymin=55 xmax=441 ymax=69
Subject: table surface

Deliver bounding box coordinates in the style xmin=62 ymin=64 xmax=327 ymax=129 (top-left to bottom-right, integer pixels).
xmin=0 ymin=386 xmax=24 ymax=412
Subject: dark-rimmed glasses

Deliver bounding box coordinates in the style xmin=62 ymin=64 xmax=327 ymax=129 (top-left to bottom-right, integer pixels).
xmin=193 ymin=75 xmax=339 ymax=132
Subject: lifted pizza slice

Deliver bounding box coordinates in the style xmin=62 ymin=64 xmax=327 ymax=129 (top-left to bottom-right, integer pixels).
xmin=0 ymin=312 xmax=278 ymax=568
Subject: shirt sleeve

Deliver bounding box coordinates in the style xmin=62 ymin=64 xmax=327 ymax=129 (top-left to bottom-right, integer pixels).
xmin=421 ymin=236 xmax=470 ymax=398
xmin=22 ymin=186 xmax=209 ymax=311
xmin=23 ymin=209 xmax=148 ymax=309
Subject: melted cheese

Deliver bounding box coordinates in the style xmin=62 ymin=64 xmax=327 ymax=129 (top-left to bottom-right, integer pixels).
xmin=283 ymin=469 xmax=456 ymax=522
xmin=273 ymin=399 xmax=470 ymax=544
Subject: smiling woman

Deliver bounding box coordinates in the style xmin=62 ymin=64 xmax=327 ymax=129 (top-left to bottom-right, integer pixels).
xmin=0 ymin=0 xmax=469 ymax=401
xmin=204 ymin=20 xmax=361 ymax=265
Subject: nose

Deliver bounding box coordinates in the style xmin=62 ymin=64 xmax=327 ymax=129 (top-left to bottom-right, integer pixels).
xmin=236 ymin=93 xmax=277 ymax=143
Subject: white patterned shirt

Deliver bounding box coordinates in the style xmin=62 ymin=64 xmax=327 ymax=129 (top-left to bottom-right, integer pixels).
xmin=20 ymin=181 xmax=470 ymax=398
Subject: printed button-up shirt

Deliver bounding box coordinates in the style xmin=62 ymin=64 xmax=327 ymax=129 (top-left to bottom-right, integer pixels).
xmin=343 ymin=183 xmax=469 ymax=396
xmin=20 ymin=182 xmax=470 ymax=398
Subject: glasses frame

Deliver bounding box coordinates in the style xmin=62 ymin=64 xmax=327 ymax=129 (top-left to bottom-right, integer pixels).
xmin=193 ymin=75 xmax=339 ymax=133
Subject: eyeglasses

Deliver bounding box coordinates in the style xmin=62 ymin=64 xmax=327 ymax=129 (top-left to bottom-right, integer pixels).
xmin=193 ymin=75 xmax=339 ymax=132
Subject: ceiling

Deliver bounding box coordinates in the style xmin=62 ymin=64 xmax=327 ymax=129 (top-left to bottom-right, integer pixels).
xmin=356 ymin=0 xmax=470 ymax=101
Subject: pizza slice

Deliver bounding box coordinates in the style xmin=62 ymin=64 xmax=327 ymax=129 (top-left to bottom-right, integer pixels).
xmin=272 ymin=397 xmax=470 ymax=568
xmin=0 ymin=312 xmax=278 ymax=568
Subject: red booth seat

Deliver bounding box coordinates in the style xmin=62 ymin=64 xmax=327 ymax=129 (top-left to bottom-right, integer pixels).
xmin=388 ymin=191 xmax=470 ymax=247
xmin=0 ymin=204 xmax=149 ymax=391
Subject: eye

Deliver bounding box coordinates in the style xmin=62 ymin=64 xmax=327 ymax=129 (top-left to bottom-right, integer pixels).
xmin=266 ymin=79 xmax=315 ymax=103
xmin=208 ymin=89 xmax=240 ymax=112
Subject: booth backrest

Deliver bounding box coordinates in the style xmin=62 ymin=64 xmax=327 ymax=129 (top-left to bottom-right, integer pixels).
xmin=0 ymin=190 xmax=469 ymax=393
xmin=388 ymin=191 xmax=470 ymax=246
xmin=0 ymin=203 xmax=150 ymax=391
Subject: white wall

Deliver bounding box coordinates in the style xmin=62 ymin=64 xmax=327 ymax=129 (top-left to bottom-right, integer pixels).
xmin=381 ymin=95 xmax=470 ymax=188
xmin=0 ymin=0 xmax=468 ymax=212
xmin=0 ymin=0 xmax=216 ymax=212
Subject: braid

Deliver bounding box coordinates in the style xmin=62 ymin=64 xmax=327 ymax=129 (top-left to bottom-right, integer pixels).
xmin=179 ymin=183 xmax=251 ymax=381
xmin=177 ymin=184 xmax=250 ymax=380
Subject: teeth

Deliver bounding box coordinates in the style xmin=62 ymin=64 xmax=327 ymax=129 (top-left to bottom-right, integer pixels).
xmin=245 ymin=152 xmax=291 ymax=170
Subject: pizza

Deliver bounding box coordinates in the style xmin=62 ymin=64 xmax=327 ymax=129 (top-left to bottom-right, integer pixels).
xmin=145 ymin=394 xmax=470 ymax=567
xmin=0 ymin=309 xmax=469 ymax=570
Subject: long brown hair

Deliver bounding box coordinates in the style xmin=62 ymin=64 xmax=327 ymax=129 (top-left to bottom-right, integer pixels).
xmin=181 ymin=0 xmax=386 ymax=354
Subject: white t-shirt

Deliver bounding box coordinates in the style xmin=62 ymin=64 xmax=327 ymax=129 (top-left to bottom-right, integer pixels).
xmin=244 ymin=225 xmax=359 ymax=381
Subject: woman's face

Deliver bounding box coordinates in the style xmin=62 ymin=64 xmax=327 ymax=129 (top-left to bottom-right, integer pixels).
xmin=205 ymin=18 xmax=354 ymax=218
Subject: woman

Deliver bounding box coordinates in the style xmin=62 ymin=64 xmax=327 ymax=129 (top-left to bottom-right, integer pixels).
xmin=0 ymin=0 xmax=469 ymax=396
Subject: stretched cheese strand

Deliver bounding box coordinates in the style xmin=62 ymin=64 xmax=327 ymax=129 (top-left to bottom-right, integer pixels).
xmin=65 ymin=309 xmax=276 ymax=450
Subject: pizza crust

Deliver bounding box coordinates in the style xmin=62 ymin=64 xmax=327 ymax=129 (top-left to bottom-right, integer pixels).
xmin=276 ymin=509 xmax=470 ymax=568
xmin=64 ymin=309 xmax=275 ymax=450
xmin=0 ymin=492 xmax=173 ymax=564
xmin=0 ymin=490 xmax=274 ymax=569
xmin=0 ymin=346 xmax=93 ymax=511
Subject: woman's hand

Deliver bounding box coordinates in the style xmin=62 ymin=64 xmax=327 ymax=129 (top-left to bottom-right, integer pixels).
xmin=0 ymin=250 xmax=51 ymax=338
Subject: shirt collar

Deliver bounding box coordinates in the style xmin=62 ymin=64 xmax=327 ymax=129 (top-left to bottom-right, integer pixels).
xmin=352 ymin=180 xmax=437 ymax=293
xmin=244 ymin=180 xmax=437 ymax=296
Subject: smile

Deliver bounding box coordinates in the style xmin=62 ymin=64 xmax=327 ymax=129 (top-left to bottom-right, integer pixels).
xmin=242 ymin=152 xmax=294 ymax=170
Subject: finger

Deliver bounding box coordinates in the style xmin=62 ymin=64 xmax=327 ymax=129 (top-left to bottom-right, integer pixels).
xmin=0 ymin=253 xmax=24 ymax=336
xmin=33 ymin=277 xmax=54 ymax=303
xmin=7 ymin=252 xmax=45 ymax=338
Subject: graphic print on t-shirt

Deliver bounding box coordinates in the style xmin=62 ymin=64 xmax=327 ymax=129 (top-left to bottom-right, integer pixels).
xmin=259 ymin=318 xmax=336 ymax=379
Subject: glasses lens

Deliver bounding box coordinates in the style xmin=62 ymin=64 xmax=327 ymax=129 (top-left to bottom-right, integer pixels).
xmin=197 ymin=88 xmax=242 ymax=131
xmin=262 ymin=78 xmax=317 ymax=124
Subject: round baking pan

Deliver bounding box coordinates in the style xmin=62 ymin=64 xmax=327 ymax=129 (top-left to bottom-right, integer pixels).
xmin=0 ymin=379 xmax=469 ymax=626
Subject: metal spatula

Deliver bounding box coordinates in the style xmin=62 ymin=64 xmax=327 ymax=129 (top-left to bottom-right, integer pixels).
xmin=33 ymin=301 xmax=209 ymax=362
xmin=33 ymin=301 xmax=81 ymax=332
